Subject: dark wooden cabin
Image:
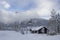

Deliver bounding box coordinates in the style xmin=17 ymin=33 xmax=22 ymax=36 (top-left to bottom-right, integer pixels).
xmin=30 ymin=26 xmax=48 ymax=34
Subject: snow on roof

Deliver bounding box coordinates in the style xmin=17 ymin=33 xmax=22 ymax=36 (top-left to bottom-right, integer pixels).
xmin=31 ymin=26 xmax=45 ymax=30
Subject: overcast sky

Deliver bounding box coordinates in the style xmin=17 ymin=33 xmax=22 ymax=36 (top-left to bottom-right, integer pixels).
xmin=0 ymin=0 xmax=60 ymax=23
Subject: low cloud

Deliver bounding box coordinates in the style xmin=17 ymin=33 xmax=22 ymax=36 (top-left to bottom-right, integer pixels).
xmin=0 ymin=10 xmax=39 ymax=23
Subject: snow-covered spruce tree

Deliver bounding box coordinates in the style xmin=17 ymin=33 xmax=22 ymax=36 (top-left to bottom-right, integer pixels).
xmin=56 ymin=13 xmax=60 ymax=33
xmin=49 ymin=9 xmax=60 ymax=35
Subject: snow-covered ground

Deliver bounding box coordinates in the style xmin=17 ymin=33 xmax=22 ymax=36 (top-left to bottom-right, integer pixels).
xmin=0 ymin=31 xmax=60 ymax=40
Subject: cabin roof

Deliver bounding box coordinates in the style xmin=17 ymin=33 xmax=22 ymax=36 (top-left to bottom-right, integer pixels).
xmin=31 ymin=26 xmax=46 ymax=30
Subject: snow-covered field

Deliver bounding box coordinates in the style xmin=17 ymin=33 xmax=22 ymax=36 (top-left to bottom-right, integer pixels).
xmin=0 ymin=31 xmax=60 ymax=40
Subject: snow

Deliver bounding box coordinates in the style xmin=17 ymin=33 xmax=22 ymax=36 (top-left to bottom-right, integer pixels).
xmin=0 ymin=31 xmax=60 ymax=40
xmin=31 ymin=26 xmax=44 ymax=30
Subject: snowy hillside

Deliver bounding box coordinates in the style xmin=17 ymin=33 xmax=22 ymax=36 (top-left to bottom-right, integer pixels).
xmin=0 ymin=31 xmax=60 ymax=40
